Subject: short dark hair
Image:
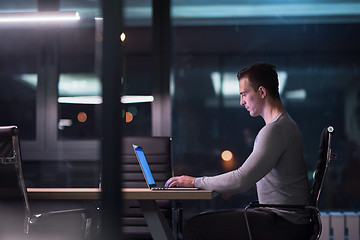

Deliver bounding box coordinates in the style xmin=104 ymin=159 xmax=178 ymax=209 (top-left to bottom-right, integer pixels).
xmin=237 ymin=63 xmax=280 ymax=100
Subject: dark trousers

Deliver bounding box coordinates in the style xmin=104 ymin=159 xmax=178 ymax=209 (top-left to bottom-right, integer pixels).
xmin=183 ymin=208 xmax=314 ymax=240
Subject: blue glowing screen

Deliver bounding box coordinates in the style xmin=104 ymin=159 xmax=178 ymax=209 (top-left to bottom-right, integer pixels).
xmin=134 ymin=147 xmax=156 ymax=186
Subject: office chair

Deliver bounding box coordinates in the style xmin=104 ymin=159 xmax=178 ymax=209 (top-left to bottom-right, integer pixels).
xmin=244 ymin=125 xmax=336 ymax=240
xmin=0 ymin=126 xmax=92 ymax=239
xmin=121 ymin=136 xmax=173 ymax=239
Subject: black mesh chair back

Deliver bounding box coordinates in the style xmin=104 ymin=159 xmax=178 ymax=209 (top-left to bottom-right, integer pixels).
xmin=0 ymin=126 xmax=93 ymax=239
xmin=121 ymin=136 xmax=172 ymax=239
xmin=0 ymin=164 xmax=22 ymax=201
xmin=0 ymin=126 xmax=31 ymax=235
xmin=309 ymin=126 xmax=334 ymax=208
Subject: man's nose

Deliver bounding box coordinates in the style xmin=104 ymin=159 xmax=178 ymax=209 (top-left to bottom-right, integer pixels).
xmin=240 ymin=96 xmax=245 ymax=106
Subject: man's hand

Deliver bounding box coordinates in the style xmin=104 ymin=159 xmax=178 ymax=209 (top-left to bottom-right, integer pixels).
xmin=165 ymin=175 xmax=196 ymax=188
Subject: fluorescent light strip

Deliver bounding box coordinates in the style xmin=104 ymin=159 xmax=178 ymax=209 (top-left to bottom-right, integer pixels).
xmin=58 ymin=95 xmax=154 ymax=104
xmin=173 ymin=3 xmax=360 ymax=18
xmin=121 ymin=95 xmax=154 ymax=104
xmin=58 ymin=96 xmax=102 ymax=104
xmin=0 ymin=11 xmax=80 ymax=23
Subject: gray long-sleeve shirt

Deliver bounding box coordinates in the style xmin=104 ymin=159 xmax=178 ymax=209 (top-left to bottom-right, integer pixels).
xmin=194 ymin=113 xmax=310 ymax=224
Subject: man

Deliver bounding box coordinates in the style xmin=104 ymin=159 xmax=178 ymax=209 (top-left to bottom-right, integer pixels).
xmin=165 ymin=63 xmax=313 ymax=239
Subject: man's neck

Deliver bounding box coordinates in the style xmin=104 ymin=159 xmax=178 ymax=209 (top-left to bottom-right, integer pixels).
xmin=261 ymin=99 xmax=285 ymax=125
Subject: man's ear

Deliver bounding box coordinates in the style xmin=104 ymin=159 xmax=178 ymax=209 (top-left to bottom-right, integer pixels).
xmin=258 ymin=86 xmax=267 ymax=98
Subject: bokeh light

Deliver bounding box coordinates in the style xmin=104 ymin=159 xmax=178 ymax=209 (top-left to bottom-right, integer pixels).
xmin=77 ymin=112 xmax=87 ymax=123
xmin=221 ymin=150 xmax=233 ymax=161
xmin=126 ymin=112 xmax=133 ymax=123
xmin=120 ymin=32 xmax=126 ymax=42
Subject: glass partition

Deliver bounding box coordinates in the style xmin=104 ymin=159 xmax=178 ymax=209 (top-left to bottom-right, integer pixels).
xmin=0 ymin=0 xmax=359 ymax=219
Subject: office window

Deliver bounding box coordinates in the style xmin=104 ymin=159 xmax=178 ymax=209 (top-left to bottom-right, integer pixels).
xmin=0 ymin=24 xmax=38 ymax=140
xmin=0 ymin=0 xmax=36 ymax=11
xmin=0 ymin=73 xmax=36 ymax=140
xmin=58 ymin=73 xmax=102 ymax=140
xmin=122 ymin=0 xmax=153 ymax=137
xmin=122 ymin=55 xmax=153 ymax=136
xmin=171 ymin=1 xmax=360 ymax=211
xmin=0 ymin=1 xmax=102 ymax=159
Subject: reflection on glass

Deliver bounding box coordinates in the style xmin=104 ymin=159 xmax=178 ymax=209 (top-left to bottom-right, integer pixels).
xmin=57 ymin=73 xmax=101 ymax=140
xmin=0 ymin=74 xmax=37 ymax=140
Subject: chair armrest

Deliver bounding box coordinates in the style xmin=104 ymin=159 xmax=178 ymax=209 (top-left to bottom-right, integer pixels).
xmin=246 ymin=201 xmax=308 ymax=210
xmin=30 ymin=208 xmax=92 ymax=224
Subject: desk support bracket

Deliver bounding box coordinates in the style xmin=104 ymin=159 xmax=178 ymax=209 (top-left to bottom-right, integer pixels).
xmin=138 ymin=200 xmax=175 ymax=240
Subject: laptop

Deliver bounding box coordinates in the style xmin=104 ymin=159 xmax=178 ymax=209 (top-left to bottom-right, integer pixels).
xmin=132 ymin=144 xmax=198 ymax=190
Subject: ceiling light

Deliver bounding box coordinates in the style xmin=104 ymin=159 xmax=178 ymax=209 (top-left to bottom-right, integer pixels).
xmin=57 ymin=95 xmax=154 ymax=104
xmin=121 ymin=95 xmax=154 ymax=104
xmin=285 ymin=89 xmax=307 ymax=100
xmin=0 ymin=11 xmax=80 ymax=23
xmin=58 ymin=96 xmax=102 ymax=104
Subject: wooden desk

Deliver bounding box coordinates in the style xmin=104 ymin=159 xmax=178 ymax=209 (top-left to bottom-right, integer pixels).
xmin=27 ymin=187 xmax=216 ymax=200
xmin=27 ymin=188 xmax=101 ymax=200
xmin=27 ymin=188 xmax=216 ymax=240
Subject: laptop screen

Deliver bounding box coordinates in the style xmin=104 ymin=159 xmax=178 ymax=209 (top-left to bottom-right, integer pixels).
xmin=133 ymin=145 xmax=156 ymax=186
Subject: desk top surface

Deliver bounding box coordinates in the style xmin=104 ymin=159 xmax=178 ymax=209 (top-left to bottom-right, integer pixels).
xmin=27 ymin=188 xmax=217 ymax=200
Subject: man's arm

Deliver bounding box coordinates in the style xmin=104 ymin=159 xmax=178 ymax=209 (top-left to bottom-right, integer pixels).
xmin=165 ymin=118 xmax=288 ymax=192
xmin=194 ymin=123 xmax=286 ymax=193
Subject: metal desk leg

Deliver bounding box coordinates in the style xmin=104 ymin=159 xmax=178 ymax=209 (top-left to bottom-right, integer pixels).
xmin=138 ymin=200 xmax=175 ymax=240
xmin=172 ymin=201 xmax=183 ymax=240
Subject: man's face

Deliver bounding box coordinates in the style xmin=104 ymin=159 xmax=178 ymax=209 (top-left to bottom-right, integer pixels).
xmin=239 ymin=77 xmax=264 ymax=117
